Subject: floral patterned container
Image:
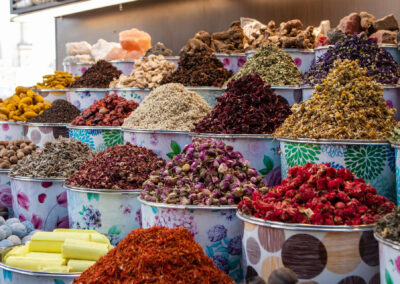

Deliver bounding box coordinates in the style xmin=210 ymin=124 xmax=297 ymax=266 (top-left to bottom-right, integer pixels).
xmin=391 ymin=143 xmax=400 ymax=204
xmin=186 ymin=87 xmax=226 ymax=107
xmin=23 ymin=123 xmax=69 ymax=147
xmin=32 ymin=89 xmax=67 ymax=104
xmin=68 ymin=125 xmax=123 ymax=152
xmin=0 ymin=122 xmax=24 ymax=141
xmin=10 ymin=176 xmax=68 ymax=231
xmin=282 ymin=49 xmax=315 ymax=73
xmin=301 ymin=85 xmax=313 ymax=101
xmin=164 ymin=56 xmax=180 ymax=67
xmin=213 ymin=53 xmax=247 ymax=74
xmin=381 ymin=44 xmax=400 ymax=65
xmin=190 ymin=133 xmax=281 ymax=187
xmin=63 ymin=62 xmax=93 ymax=77
xmin=65 ymin=89 xmax=108 ymax=111
xmin=374 ymin=232 xmax=400 ymax=284
xmin=109 ymin=60 xmax=135 ymax=75
xmin=65 ymin=185 xmax=141 ymax=246
xmin=314 ymin=45 xmax=333 ymax=63
xmin=0 ymin=170 xmax=12 ymax=214
xmin=139 ymin=199 xmax=243 ymax=282
xmin=238 ymin=212 xmax=378 ymax=283
xmin=108 ymin=88 xmax=150 ymax=103
xmin=278 ymin=138 xmax=396 ymax=203
xmin=270 ymin=86 xmax=302 ymax=106
xmin=122 ymin=129 xmax=191 ymax=160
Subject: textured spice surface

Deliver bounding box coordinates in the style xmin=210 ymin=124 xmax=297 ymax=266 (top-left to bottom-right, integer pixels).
xmin=390 ymin=124 xmax=400 ymax=142
xmin=74 ymin=227 xmax=234 ymax=284
xmin=11 ymin=137 xmax=94 ymax=178
xmin=145 ymin=42 xmax=173 ymax=56
xmin=194 ymin=74 xmax=291 ymax=134
xmin=0 ymin=140 xmax=36 ymax=169
xmin=275 ymin=59 xmax=397 ymax=140
xmin=376 ymin=206 xmax=400 ymax=243
xmin=122 ymin=83 xmax=211 ymax=131
xmin=66 ymin=143 xmax=165 ymax=190
xmin=160 ymin=51 xmax=233 ymax=87
xmin=28 ymin=100 xmax=80 ymax=123
xmin=69 ymin=60 xmax=122 ymax=88
xmin=34 ymin=71 xmax=78 ymax=89
xmin=239 ymin=163 xmax=394 ymax=225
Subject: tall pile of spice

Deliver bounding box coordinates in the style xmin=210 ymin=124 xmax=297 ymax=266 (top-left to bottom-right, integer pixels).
xmin=66 ymin=143 xmax=165 ymax=190
xmin=11 ymin=137 xmax=94 ymax=178
xmin=122 ymin=83 xmax=211 ymax=131
xmin=375 ymin=206 xmax=400 ymax=243
xmin=391 ymin=124 xmax=400 ymax=142
xmin=69 ymin=60 xmax=122 ymax=88
xmin=34 ymin=71 xmax=78 ymax=89
xmin=239 ymin=163 xmax=394 ymax=225
xmin=194 ymin=74 xmax=291 ymax=134
xmin=142 ymin=138 xmax=268 ymax=205
xmin=231 ymin=45 xmax=302 ymax=86
xmin=302 ymin=33 xmax=400 ymax=86
xmin=160 ymin=52 xmax=233 ymax=87
xmin=0 ymin=140 xmax=37 ymax=169
xmin=28 ymin=100 xmax=80 ymax=123
xmin=274 ymin=59 xmax=397 ymax=140
xmin=74 ymin=227 xmax=234 ymax=284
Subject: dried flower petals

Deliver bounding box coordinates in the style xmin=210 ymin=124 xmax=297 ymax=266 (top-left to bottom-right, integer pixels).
xmin=376 ymin=206 xmax=400 ymax=243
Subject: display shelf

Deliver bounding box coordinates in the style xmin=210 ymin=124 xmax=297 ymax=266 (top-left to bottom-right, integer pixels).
xmin=10 ymin=0 xmax=84 ymax=15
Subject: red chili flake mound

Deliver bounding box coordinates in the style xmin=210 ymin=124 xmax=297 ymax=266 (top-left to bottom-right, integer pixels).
xmin=66 ymin=143 xmax=165 ymax=190
xmin=71 ymin=93 xmax=138 ymax=126
xmin=74 ymin=227 xmax=234 ymax=284
xmin=238 ymin=163 xmax=394 ymax=225
xmin=193 ymin=74 xmax=291 ymax=134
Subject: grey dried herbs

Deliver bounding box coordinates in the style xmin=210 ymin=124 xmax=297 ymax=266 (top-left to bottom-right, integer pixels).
xmin=376 ymin=206 xmax=400 ymax=243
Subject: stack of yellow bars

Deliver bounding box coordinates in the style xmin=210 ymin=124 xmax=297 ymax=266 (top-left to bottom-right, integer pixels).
xmin=3 ymin=229 xmax=112 ymax=273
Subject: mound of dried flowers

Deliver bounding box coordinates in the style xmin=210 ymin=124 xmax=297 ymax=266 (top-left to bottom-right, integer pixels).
xmin=275 ymin=59 xmax=397 ymax=140
xmin=141 ymin=138 xmax=268 ymax=206
xmin=239 ymin=163 xmax=394 ymax=225
xmin=375 ymin=206 xmax=400 ymax=243
xmin=390 ymin=123 xmax=400 ymax=142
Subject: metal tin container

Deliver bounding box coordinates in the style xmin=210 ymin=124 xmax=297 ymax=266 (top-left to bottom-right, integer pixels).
xmin=109 ymin=60 xmax=135 ymax=75
xmin=63 ymin=62 xmax=93 ymax=77
xmin=238 ymin=212 xmax=378 ymax=283
xmin=139 ymin=198 xmax=243 ymax=282
xmin=190 ymin=133 xmax=281 ymax=186
xmin=301 ymin=85 xmax=313 ymax=101
xmin=68 ymin=125 xmax=123 ymax=151
xmin=164 ymin=56 xmax=180 ymax=67
xmin=10 ymin=176 xmax=68 ymax=231
xmin=185 ymin=87 xmax=226 ymax=107
xmin=391 ymin=142 xmax=400 ymax=204
xmin=65 ymin=88 xmax=108 ymax=111
xmin=314 ymin=45 xmax=333 ymax=63
xmin=0 ymin=122 xmax=24 ymax=141
xmin=278 ymin=138 xmax=396 ymax=202
xmin=381 ymin=44 xmax=400 ymax=65
xmin=282 ymin=48 xmax=315 ymax=73
xmin=374 ymin=232 xmax=400 ymax=284
xmin=23 ymin=123 xmax=69 ymax=147
xmin=122 ymin=128 xmax=191 ymax=160
xmin=65 ymin=185 xmax=141 ymax=246
xmin=32 ymin=89 xmax=67 ymax=103
xmin=0 ymin=170 xmax=12 ymax=213
xmin=108 ymin=88 xmax=150 ymax=103
xmin=270 ymin=86 xmax=302 ymax=106
xmin=213 ymin=53 xmax=247 ymax=74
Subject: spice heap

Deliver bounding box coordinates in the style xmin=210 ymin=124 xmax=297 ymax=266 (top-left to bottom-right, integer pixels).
xmin=110 ymin=55 xmax=176 ymax=89
xmin=239 ymin=163 xmax=394 ymax=225
xmin=142 ymin=138 xmax=268 ymax=205
xmin=0 ymin=87 xmax=51 ymax=121
xmin=194 ymin=74 xmax=291 ymax=134
xmin=11 ymin=137 xmax=94 ymax=178
xmin=376 ymin=206 xmax=400 ymax=243
xmin=34 ymin=71 xmax=78 ymax=89
xmin=71 ymin=94 xmax=138 ymax=126
xmin=303 ymin=33 xmax=400 ymax=86
xmin=28 ymin=100 xmax=80 ymax=124
xmin=231 ymin=45 xmax=302 ymax=86
xmin=391 ymin=124 xmax=400 ymax=142
xmin=74 ymin=227 xmax=234 ymax=284
xmin=123 ymin=83 xmax=211 ymax=131
xmin=160 ymin=52 xmax=233 ymax=87
xmin=0 ymin=217 xmax=36 ymax=248
xmin=275 ymin=59 xmax=397 ymax=140
xmin=69 ymin=60 xmax=122 ymax=88
xmin=66 ymin=143 xmax=165 ymax=190
xmin=145 ymin=42 xmax=173 ymax=56
xmin=0 ymin=140 xmax=37 ymax=169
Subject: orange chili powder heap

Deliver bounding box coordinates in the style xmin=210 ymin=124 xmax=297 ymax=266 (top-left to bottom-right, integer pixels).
xmin=74 ymin=227 xmax=234 ymax=284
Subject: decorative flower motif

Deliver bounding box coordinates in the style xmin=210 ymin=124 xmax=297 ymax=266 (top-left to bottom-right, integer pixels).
xmin=387 ymin=147 xmax=395 ymax=173
xmin=102 ymin=130 xmax=124 ymax=147
xmin=154 ymin=209 xmax=198 ymax=236
xmin=212 ymin=255 xmax=230 ymax=274
xmin=135 ymin=209 xmax=142 ymax=228
xmin=129 ymin=133 xmax=136 ymax=144
xmin=19 ymin=214 xmax=26 ymax=222
xmin=284 ymin=142 xmax=321 ymax=167
xmin=207 ymin=225 xmax=227 ymax=242
xmin=119 ymin=204 xmax=132 ymax=215
xmin=56 ymin=216 xmax=69 ymax=228
xmin=227 ymin=236 xmax=242 ymax=255
xmin=41 ymin=182 xmax=53 ymax=188
xmin=293 ymin=57 xmax=302 ymax=67
xmin=17 ymin=191 xmax=30 ymax=211
xmin=56 ymin=191 xmax=68 ymax=207
xmin=344 ymin=145 xmax=386 ymax=180
xmin=0 ymin=186 xmax=12 ymax=208
xmin=247 ymin=142 xmax=262 ymax=155
xmin=2 ymin=124 xmax=9 ymax=131
xmin=321 ymin=145 xmax=345 ymax=158
xmin=150 ymin=134 xmax=159 ymax=146
xmin=31 ymin=214 xmax=43 ymax=229
xmin=38 ymin=193 xmax=47 ymax=203
xmin=395 ymin=256 xmax=400 ymax=274
xmin=223 ymin=58 xmax=230 ymax=67
xmin=79 ymin=205 xmax=102 ymax=229
xmin=237 ymin=57 xmax=246 ymax=67
xmin=81 ymin=67 xmax=87 ymax=74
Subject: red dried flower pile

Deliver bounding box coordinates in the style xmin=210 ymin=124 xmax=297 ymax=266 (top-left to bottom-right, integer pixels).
xmin=238 ymin=163 xmax=394 ymax=225
xmin=71 ymin=93 xmax=138 ymax=126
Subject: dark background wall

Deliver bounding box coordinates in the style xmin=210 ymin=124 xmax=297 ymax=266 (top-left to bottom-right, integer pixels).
xmin=55 ymin=0 xmax=400 ymax=69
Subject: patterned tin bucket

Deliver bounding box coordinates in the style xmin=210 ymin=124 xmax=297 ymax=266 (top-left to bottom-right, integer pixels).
xmin=314 ymin=45 xmax=333 ymax=63
xmin=278 ymin=138 xmax=396 ymax=203
xmin=32 ymin=89 xmax=67 ymax=104
xmin=238 ymin=212 xmax=379 ymax=284
xmin=164 ymin=56 xmax=180 ymax=67
xmin=374 ymin=232 xmax=400 ymax=284
xmin=109 ymin=60 xmax=135 ymax=75
xmin=282 ymin=48 xmax=315 ymax=73
xmin=63 ymin=62 xmax=92 ymax=77
xmin=381 ymin=44 xmax=400 ymax=65
xmin=65 ymin=185 xmax=141 ymax=246
xmin=391 ymin=143 xmax=400 ymax=204
xmin=66 ymin=88 xmax=108 ymax=111
xmin=68 ymin=125 xmax=123 ymax=152
xmin=190 ymin=133 xmax=281 ymax=187
xmin=270 ymin=86 xmax=302 ymax=106
xmin=23 ymin=123 xmax=69 ymax=147
xmin=139 ymin=199 xmax=243 ymax=282
xmin=0 ymin=170 xmax=12 ymax=213
xmin=10 ymin=176 xmax=68 ymax=231
xmin=213 ymin=53 xmax=247 ymax=74
xmin=108 ymin=88 xmax=150 ymax=103
xmin=0 ymin=122 xmax=24 ymax=141
xmin=122 ymin=129 xmax=191 ymax=160
xmin=186 ymin=87 xmax=226 ymax=107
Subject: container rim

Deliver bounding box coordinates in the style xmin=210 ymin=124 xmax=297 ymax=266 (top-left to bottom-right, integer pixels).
xmin=121 ymin=128 xmax=188 ymax=134
xmin=0 ymin=263 xmax=80 ymax=278
xmin=300 ymin=84 xmax=398 ymax=89
xmin=31 ymin=88 xmax=68 ymax=92
xmin=236 ymin=211 xmax=374 ymax=232
xmin=189 ymin=132 xmax=274 ymax=140
xmin=282 ymin=48 xmax=315 ymax=53
xmin=0 ymin=121 xmax=24 ymax=125
xmin=108 ymin=87 xmax=151 ymax=91
xmin=212 ymin=52 xmax=247 ymax=56
xmin=23 ymin=122 xmax=69 ymax=127
xmin=66 ymin=88 xmax=110 ymax=92
xmin=64 ymin=184 xmax=140 ymax=194
xmin=138 ymin=197 xmax=237 ymax=210
xmin=379 ymin=44 xmax=397 ymax=48
xmin=163 ymin=56 xmax=180 ymax=59
xmin=374 ymin=232 xmax=400 ymax=251
xmin=108 ymin=59 xmax=135 ymax=63
xmin=314 ymin=45 xmax=334 ymax=50
xmin=185 ymin=86 xmax=227 ymax=91
xmin=67 ymin=125 xmax=121 ymax=130
xmin=270 ymin=85 xmax=301 ymax=90
xmin=276 ymin=137 xmax=389 ymax=145
xmin=0 ymin=169 xmax=10 ymax=173
xmin=9 ymin=175 xmax=66 ymax=182
xmin=62 ymin=62 xmax=93 ymax=66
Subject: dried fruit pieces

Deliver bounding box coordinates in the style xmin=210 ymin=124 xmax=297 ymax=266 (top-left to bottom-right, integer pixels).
xmin=34 ymin=71 xmax=78 ymax=89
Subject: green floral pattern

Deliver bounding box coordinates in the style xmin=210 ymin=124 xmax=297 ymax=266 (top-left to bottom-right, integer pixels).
xmin=102 ymin=130 xmax=124 ymax=147
xmin=344 ymin=145 xmax=386 ymax=180
xmin=284 ymin=142 xmax=321 ymax=167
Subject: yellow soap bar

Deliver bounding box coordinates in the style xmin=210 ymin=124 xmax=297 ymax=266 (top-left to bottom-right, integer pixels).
xmin=54 ymin=229 xmax=111 ymax=246
xmin=5 ymin=256 xmax=65 ymax=271
xmin=40 ymin=266 xmax=70 ymax=273
xmin=4 ymin=245 xmax=28 ymax=260
xmin=67 ymin=259 xmax=96 ymax=272
xmin=26 ymin=252 xmax=65 ymax=261
xmin=29 ymin=240 xmax=63 ymax=253
xmin=31 ymin=232 xmax=90 ymax=242
xmin=62 ymin=239 xmax=109 ymax=261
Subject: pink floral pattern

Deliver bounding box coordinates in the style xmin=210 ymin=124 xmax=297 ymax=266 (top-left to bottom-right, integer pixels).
xmin=31 ymin=214 xmax=43 ymax=229
xmin=56 ymin=216 xmax=69 ymax=228
xmin=41 ymin=182 xmax=53 ymax=188
xmin=56 ymin=191 xmax=68 ymax=207
xmin=150 ymin=134 xmax=159 ymax=146
xmin=19 ymin=213 xmax=26 ymax=222
xmin=2 ymin=124 xmax=9 ymax=131
xmin=223 ymin=58 xmax=230 ymax=68
xmin=17 ymin=191 xmax=30 ymax=210
xmin=119 ymin=204 xmax=132 ymax=215
xmin=0 ymin=186 xmax=12 ymax=208
xmin=237 ymin=57 xmax=247 ymax=67
xmin=294 ymin=57 xmax=302 ymax=67
xmin=38 ymin=193 xmax=47 ymax=203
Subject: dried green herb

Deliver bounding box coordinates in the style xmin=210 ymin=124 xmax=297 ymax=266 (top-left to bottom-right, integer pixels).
xmin=390 ymin=123 xmax=400 ymax=142
xmin=375 ymin=206 xmax=400 ymax=243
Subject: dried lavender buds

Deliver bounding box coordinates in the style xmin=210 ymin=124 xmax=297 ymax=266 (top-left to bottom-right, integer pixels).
xmin=141 ymin=138 xmax=268 ymax=206
xmin=376 ymin=206 xmax=400 ymax=243
xmin=66 ymin=143 xmax=165 ymax=190
xmin=0 ymin=140 xmax=36 ymax=169
xmin=275 ymin=59 xmax=397 ymax=140
xmin=11 ymin=137 xmax=94 ymax=178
